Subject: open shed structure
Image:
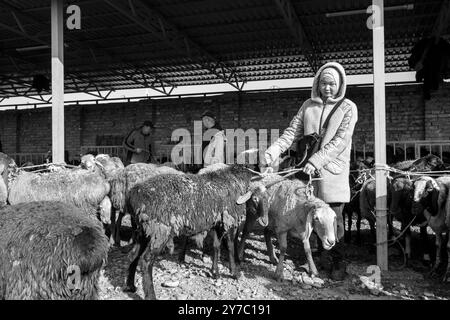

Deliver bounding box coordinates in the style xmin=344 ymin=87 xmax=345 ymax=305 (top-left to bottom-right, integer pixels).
xmin=1 ymin=0 xmax=450 ymax=272
xmin=1 ymin=0 xmax=448 ymax=98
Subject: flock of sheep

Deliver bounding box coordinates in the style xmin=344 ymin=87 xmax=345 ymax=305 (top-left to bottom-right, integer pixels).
xmin=343 ymin=154 xmax=450 ymax=281
xmin=0 ymin=151 xmax=449 ymax=300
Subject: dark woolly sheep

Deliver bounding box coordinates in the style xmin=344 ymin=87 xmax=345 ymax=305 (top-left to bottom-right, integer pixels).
xmin=236 ymin=174 xmax=337 ymax=279
xmin=343 ymin=161 xmax=371 ymax=244
xmin=412 ymin=176 xmax=450 ymax=281
xmin=359 ymin=177 xmax=394 ymax=247
xmin=125 ymin=165 xmax=258 ymax=299
xmin=389 ymin=176 xmax=430 ymax=263
xmin=108 ymin=163 xmax=183 ymax=246
xmin=358 ymin=155 xmax=444 ymax=247
xmin=7 ymin=169 xmax=112 ymax=225
xmin=0 ymin=201 xmax=109 ymax=300
xmin=409 ymin=154 xmax=445 ymax=172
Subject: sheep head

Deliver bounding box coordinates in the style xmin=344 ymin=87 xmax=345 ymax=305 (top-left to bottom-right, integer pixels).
xmin=94 ymin=154 xmax=123 ymax=178
xmin=80 ymin=154 xmax=97 ymax=171
xmin=81 ymin=154 xmax=123 ymax=179
xmin=389 ymin=177 xmax=413 ymax=218
xmin=236 ymin=174 xmax=292 ymax=228
xmin=412 ymin=176 xmax=440 ymax=216
xmin=306 ymin=201 xmax=337 ymax=250
xmin=236 ymin=184 xmax=269 ymax=228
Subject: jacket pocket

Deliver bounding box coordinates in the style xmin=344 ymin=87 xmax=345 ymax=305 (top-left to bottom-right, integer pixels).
xmin=323 ymin=156 xmax=346 ymax=175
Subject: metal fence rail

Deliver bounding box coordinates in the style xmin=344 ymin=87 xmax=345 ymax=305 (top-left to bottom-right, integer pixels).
xmin=352 ymin=140 xmax=450 ymax=162
xmin=80 ymin=145 xmax=175 ymax=164
xmin=10 ymin=153 xmax=48 ymax=166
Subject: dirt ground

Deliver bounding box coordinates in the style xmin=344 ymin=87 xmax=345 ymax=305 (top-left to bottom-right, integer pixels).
xmin=98 ymin=217 xmax=450 ymax=300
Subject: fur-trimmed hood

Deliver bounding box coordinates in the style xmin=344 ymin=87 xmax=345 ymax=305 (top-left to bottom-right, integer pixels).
xmin=311 ymin=62 xmax=347 ymax=104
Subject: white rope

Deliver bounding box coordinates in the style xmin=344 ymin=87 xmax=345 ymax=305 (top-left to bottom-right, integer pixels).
xmin=17 ymin=162 xmax=78 ymax=170
xmin=351 ymin=163 xmax=450 ymax=178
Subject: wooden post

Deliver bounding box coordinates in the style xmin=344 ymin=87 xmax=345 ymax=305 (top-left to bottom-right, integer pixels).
xmin=51 ymin=0 xmax=65 ymax=163
xmin=372 ymin=0 xmax=388 ymax=271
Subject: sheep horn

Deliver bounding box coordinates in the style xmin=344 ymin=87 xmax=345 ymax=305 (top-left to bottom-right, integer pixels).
xmin=93 ymin=159 xmax=105 ymax=170
xmin=236 ymin=191 xmax=252 ymax=204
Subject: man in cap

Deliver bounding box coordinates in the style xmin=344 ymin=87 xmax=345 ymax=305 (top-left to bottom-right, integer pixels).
xmin=201 ymin=110 xmax=226 ymax=167
xmin=123 ymin=120 xmax=156 ymax=164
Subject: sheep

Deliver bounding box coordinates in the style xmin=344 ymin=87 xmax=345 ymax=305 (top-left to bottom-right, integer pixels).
xmin=176 ymin=163 xmax=230 ymax=262
xmin=343 ymin=161 xmax=371 ymax=244
xmin=7 ymin=167 xmax=112 ymax=225
xmin=236 ymin=174 xmax=338 ymax=280
xmin=409 ymin=154 xmax=445 ymax=172
xmin=389 ymin=176 xmax=430 ymax=263
xmin=412 ymin=176 xmax=450 ymax=281
xmin=358 ymin=155 xmax=444 ymax=248
xmin=108 ymin=163 xmax=183 ymax=246
xmin=124 ymin=165 xmax=260 ymax=299
xmin=0 ymin=201 xmax=109 ymax=300
xmin=80 ymin=153 xmax=124 ymax=180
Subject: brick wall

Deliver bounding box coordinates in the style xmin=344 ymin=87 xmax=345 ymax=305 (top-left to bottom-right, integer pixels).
xmin=1 ymin=82 xmax=449 ymax=161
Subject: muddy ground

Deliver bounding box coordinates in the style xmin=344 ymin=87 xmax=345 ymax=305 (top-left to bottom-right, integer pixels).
xmin=98 ymin=217 xmax=450 ymax=300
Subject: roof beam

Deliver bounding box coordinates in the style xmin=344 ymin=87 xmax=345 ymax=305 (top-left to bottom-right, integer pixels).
xmin=0 ymin=49 xmax=115 ymax=96
xmin=103 ymin=0 xmax=246 ymax=90
xmin=0 ymin=0 xmax=175 ymax=95
xmin=273 ymin=0 xmax=319 ymax=73
xmin=0 ymin=87 xmax=51 ymax=103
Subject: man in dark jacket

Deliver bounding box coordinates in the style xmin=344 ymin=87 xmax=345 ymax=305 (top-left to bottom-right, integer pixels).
xmin=123 ymin=120 xmax=156 ymax=164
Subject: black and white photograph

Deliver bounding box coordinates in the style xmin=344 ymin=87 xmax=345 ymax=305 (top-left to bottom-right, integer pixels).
xmin=0 ymin=0 xmax=449 ymax=307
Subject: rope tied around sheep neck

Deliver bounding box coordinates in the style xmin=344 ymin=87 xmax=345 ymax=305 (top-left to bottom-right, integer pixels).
xmin=5 ymin=162 xmax=80 ymax=193
xmin=247 ymin=166 xmax=322 ymax=201
xmin=17 ymin=162 xmax=78 ymax=171
xmin=351 ymin=163 xmax=450 ymax=178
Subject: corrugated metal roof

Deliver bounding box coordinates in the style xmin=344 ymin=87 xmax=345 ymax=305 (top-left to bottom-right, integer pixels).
xmin=0 ymin=0 xmax=448 ymax=99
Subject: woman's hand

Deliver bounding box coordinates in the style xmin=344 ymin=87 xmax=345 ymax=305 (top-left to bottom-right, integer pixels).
xmin=303 ymin=162 xmax=317 ymax=175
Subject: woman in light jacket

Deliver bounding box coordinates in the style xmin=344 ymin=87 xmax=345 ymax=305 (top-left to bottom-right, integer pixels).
xmin=263 ymin=62 xmax=358 ymax=277
xmin=201 ymin=110 xmax=226 ymax=168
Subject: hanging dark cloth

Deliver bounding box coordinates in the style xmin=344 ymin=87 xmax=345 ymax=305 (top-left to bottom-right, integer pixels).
xmin=408 ymin=37 xmax=450 ymax=100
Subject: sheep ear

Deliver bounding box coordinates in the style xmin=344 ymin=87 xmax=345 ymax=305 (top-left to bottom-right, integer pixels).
xmin=236 ymin=191 xmax=252 ymax=205
xmin=304 ymin=210 xmax=314 ymax=239
xmin=0 ymin=164 xmax=4 ymax=174
xmin=438 ymin=184 xmax=449 ymax=211
xmin=429 ymin=188 xmax=439 ymax=216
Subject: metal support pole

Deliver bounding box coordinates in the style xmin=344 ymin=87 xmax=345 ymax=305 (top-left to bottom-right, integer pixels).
xmin=372 ymin=0 xmax=388 ymax=271
xmin=51 ymin=0 xmax=65 ymax=163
